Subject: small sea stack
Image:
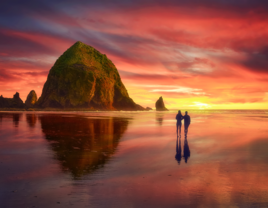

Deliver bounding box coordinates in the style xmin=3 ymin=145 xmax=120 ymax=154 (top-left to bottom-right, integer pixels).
xmin=155 ymin=96 xmax=168 ymax=111
xmin=25 ymin=90 xmax=38 ymax=108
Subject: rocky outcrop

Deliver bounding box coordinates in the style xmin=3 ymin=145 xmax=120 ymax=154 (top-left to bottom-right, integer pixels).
xmin=155 ymin=96 xmax=168 ymax=111
xmin=146 ymin=107 xmax=153 ymax=110
xmin=25 ymin=90 xmax=37 ymax=108
xmin=37 ymin=41 xmax=144 ymax=110
xmin=0 ymin=92 xmax=24 ymax=108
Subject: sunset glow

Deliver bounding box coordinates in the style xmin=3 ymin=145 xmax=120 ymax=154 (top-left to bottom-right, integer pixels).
xmin=1 ymin=1 xmax=268 ymax=109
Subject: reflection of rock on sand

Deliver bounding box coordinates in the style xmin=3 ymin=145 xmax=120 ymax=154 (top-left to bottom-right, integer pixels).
xmin=0 ymin=113 xmax=22 ymax=127
xmin=156 ymin=113 xmax=164 ymax=126
xmin=39 ymin=115 xmax=129 ymax=179
xmin=13 ymin=114 xmax=22 ymax=127
xmin=26 ymin=114 xmax=37 ymax=128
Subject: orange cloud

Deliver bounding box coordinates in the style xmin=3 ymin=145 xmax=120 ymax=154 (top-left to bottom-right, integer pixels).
xmin=1 ymin=2 xmax=268 ymax=108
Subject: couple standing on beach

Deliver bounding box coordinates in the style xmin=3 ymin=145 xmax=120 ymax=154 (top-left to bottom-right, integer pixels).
xmin=175 ymin=111 xmax=191 ymax=164
xmin=176 ymin=110 xmax=191 ymax=135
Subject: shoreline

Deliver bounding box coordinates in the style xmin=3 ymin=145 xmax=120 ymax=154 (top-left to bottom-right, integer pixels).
xmin=0 ymin=108 xmax=153 ymax=112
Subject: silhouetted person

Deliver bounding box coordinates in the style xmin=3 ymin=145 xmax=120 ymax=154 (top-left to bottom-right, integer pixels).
xmin=175 ymin=127 xmax=182 ymax=164
xmin=183 ymin=111 xmax=191 ymax=133
xmin=183 ymin=126 xmax=190 ymax=163
xmin=176 ymin=110 xmax=183 ymax=136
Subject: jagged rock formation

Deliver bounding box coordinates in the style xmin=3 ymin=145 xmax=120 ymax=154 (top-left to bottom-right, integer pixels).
xmin=0 ymin=92 xmax=24 ymax=108
xmin=25 ymin=90 xmax=37 ymax=108
xmin=37 ymin=41 xmax=144 ymax=110
xmin=155 ymin=96 xmax=168 ymax=111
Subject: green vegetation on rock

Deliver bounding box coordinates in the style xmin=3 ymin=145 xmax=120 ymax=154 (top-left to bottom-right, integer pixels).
xmin=37 ymin=41 xmax=144 ymax=110
xmin=25 ymin=90 xmax=37 ymax=108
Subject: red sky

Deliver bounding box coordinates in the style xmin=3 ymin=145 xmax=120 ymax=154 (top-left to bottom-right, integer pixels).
xmin=1 ymin=0 xmax=268 ymax=109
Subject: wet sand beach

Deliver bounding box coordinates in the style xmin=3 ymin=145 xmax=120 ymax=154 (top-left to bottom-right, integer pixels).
xmin=1 ymin=110 xmax=268 ymax=208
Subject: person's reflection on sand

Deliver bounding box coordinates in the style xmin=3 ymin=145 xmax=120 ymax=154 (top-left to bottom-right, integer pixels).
xmin=175 ymin=128 xmax=182 ymax=164
xmin=39 ymin=114 xmax=130 ymax=179
xmin=183 ymin=126 xmax=190 ymax=163
xmin=26 ymin=114 xmax=37 ymax=128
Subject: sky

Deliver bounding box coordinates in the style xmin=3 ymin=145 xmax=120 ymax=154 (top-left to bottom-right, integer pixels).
xmin=1 ymin=0 xmax=268 ymax=109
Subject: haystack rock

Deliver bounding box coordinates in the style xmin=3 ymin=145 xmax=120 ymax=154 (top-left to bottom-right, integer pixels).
xmin=155 ymin=96 xmax=168 ymax=111
xmin=37 ymin=41 xmax=144 ymax=110
xmin=25 ymin=90 xmax=37 ymax=108
xmin=0 ymin=92 xmax=24 ymax=108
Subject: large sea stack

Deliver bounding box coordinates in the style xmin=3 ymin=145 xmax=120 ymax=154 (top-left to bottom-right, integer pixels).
xmin=37 ymin=41 xmax=144 ymax=110
xmin=155 ymin=96 xmax=168 ymax=111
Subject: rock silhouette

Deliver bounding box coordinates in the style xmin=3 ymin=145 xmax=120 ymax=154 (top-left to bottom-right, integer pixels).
xmin=155 ymin=96 xmax=168 ymax=111
xmin=25 ymin=90 xmax=37 ymax=108
xmin=0 ymin=92 xmax=24 ymax=108
xmin=37 ymin=41 xmax=144 ymax=110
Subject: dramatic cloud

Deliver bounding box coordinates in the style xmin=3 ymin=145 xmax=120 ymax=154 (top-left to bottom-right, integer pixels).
xmin=0 ymin=69 xmax=19 ymax=82
xmin=240 ymin=47 xmax=268 ymax=73
xmin=1 ymin=0 xmax=268 ymax=108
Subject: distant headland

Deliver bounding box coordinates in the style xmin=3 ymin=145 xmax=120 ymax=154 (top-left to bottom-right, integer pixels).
xmin=0 ymin=41 xmax=168 ymax=111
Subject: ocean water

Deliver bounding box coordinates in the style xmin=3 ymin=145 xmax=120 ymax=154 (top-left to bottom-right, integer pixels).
xmin=1 ymin=110 xmax=268 ymax=208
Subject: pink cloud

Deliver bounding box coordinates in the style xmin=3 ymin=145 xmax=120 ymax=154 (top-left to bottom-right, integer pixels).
xmin=1 ymin=2 xmax=268 ymax=107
